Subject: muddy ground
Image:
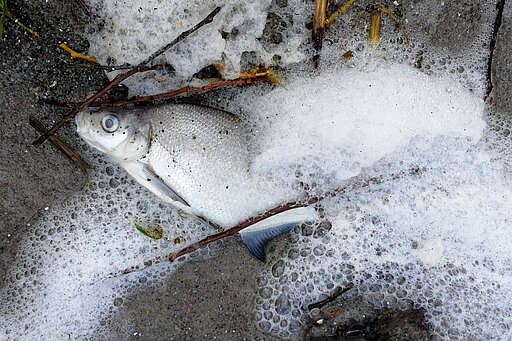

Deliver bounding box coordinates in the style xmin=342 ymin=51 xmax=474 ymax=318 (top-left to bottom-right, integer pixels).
xmin=1 ymin=0 xmax=511 ymax=340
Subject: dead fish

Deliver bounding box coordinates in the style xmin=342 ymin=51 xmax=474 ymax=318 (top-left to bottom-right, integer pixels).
xmin=76 ymin=103 xmax=318 ymax=260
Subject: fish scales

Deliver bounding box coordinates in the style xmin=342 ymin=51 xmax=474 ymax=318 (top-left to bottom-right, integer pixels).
xmin=76 ymin=103 xmax=318 ymax=260
xmin=75 ymin=103 xmax=277 ymax=226
xmin=147 ymin=104 xmax=252 ymax=222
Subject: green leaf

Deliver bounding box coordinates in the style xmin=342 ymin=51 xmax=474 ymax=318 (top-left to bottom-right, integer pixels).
xmin=177 ymin=209 xmax=188 ymax=219
xmin=0 ymin=0 xmax=7 ymax=41
xmin=173 ymin=236 xmax=186 ymax=244
xmin=131 ymin=218 xmax=164 ymax=240
xmin=415 ymin=55 xmax=424 ymax=69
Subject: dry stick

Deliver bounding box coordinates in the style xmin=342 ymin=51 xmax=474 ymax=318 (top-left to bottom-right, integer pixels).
xmin=484 ymin=0 xmax=506 ymax=101
xmin=44 ymin=76 xmax=271 ymax=108
xmin=118 ymin=201 xmax=307 ymax=275
xmin=117 ymin=166 xmax=424 ymax=276
xmin=33 ymin=6 xmax=222 ymax=146
xmin=312 ymin=0 xmax=328 ymax=52
xmin=29 ymin=116 xmax=89 ymax=172
xmin=307 ymin=283 xmax=355 ymax=310
xmin=103 ymin=77 xmax=271 ymax=107
xmin=302 ymin=283 xmax=354 ymax=339
xmin=66 ymin=62 xmax=175 ymax=72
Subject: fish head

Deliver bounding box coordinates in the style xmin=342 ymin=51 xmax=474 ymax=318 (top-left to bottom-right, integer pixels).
xmin=76 ymin=109 xmax=151 ymax=162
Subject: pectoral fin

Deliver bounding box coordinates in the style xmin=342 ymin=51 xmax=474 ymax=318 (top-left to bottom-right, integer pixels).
xmin=239 ymin=206 xmax=319 ymax=262
xmin=122 ymin=161 xmax=190 ymax=208
xmin=122 ymin=162 xmax=228 ymax=233
xmin=140 ymin=164 xmax=190 ymax=206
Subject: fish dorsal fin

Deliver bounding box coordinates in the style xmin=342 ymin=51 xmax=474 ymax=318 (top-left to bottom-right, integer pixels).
xmin=239 ymin=206 xmax=319 ymax=262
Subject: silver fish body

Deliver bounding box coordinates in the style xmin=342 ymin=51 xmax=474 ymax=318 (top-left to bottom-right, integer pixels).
xmin=142 ymin=104 xmax=253 ymax=223
xmin=76 ymin=103 xmax=318 ymax=260
xmin=77 ymin=104 xmax=274 ymax=225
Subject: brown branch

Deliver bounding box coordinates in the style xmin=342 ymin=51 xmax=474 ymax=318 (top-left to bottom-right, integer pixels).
xmin=96 ymin=76 xmax=271 ymax=107
xmin=312 ymin=0 xmax=328 ymax=52
xmin=115 ymin=166 xmax=424 ymax=277
xmin=484 ymin=0 xmax=506 ymax=101
xmin=116 ymin=200 xmax=307 ymax=276
xmin=308 ymin=283 xmax=354 ymax=310
xmin=33 ymin=6 xmax=222 ymax=146
xmin=29 ymin=116 xmax=88 ymax=171
xmin=44 ymin=76 xmax=272 ymax=108
xmin=66 ymin=62 xmax=175 ymax=73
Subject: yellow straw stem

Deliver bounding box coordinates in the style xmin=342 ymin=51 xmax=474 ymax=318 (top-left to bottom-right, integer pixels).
xmin=6 ymin=10 xmax=39 ymax=38
xmin=58 ymin=43 xmax=98 ymax=63
xmin=377 ymin=4 xmax=409 ymax=44
xmin=369 ymin=10 xmax=381 ymax=46
xmin=325 ymin=0 xmax=356 ymax=27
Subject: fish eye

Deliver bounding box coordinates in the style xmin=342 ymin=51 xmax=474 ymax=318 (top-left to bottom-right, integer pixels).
xmin=101 ymin=114 xmax=119 ymax=133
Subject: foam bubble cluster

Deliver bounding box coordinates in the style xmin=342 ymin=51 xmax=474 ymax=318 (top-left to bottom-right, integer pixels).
xmin=3 ymin=0 xmax=508 ymax=339
xmin=84 ymin=0 xmax=496 ymax=98
xmin=255 ymin=133 xmax=512 ymax=339
xmin=248 ymin=69 xmax=512 ymax=339
xmin=0 ymin=149 xmax=218 ymax=340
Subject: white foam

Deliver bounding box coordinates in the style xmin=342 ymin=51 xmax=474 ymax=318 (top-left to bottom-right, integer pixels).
xmin=4 ymin=64 xmax=506 ymax=341
xmin=84 ymin=0 xmax=495 ymax=98
xmin=3 ymin=0 xmax=507 ymax=339
xmin=85 ymin=0 xmax=274 ymax=77
xmin=256 ymin=132 xmax=512 ymax=339
xmin=246 ymin=64 xmax=485 ymax=191
xmin=0 ymin=150 xmax=218 ymax=340
xmin=250 ymin=68 xmax=512 ymax=339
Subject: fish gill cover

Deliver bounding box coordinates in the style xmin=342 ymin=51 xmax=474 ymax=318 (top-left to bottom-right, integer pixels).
xmin=1 ymin=0 xmax=512 ymax=340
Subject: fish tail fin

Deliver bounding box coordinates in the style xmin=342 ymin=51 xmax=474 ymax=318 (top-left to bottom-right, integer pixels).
xmin=239 ymin=206 xmax=319 ymax=262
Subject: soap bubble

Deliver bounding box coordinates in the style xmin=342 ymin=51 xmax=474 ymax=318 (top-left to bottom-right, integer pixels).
xmin=3 ymin=0 xmax=508 ymax=339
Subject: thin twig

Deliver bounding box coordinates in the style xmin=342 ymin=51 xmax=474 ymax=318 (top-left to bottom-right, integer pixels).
xmin=312 ymin=0 xmax=328 ymax=52
xmin=67 ymin=63 xmax=133 ymax=71
xmin=105 ymin=77 xmax=271 ymax=107
xmin=308 ymin=283 xmax=354 ymax=310
xmin=116 ymin=166 xmax=424 ymax=276
xmin=66 ymin=62 xmax=175 ymax=73
xmin=116 ymin=201 xmax=306 ymax=276
xmin=44 ymin=76 xmax=272 ymax=108
xmin=29 ymin=116 xmax=88 ymax=171
xmin=484 ymin=0 xmax=506 ymax=101
xmin=33 ymin=6 xmax=222 ymax=146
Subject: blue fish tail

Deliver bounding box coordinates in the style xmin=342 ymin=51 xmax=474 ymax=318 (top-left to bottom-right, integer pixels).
xmin=239 ymin=206 xmax=319 ymax=262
